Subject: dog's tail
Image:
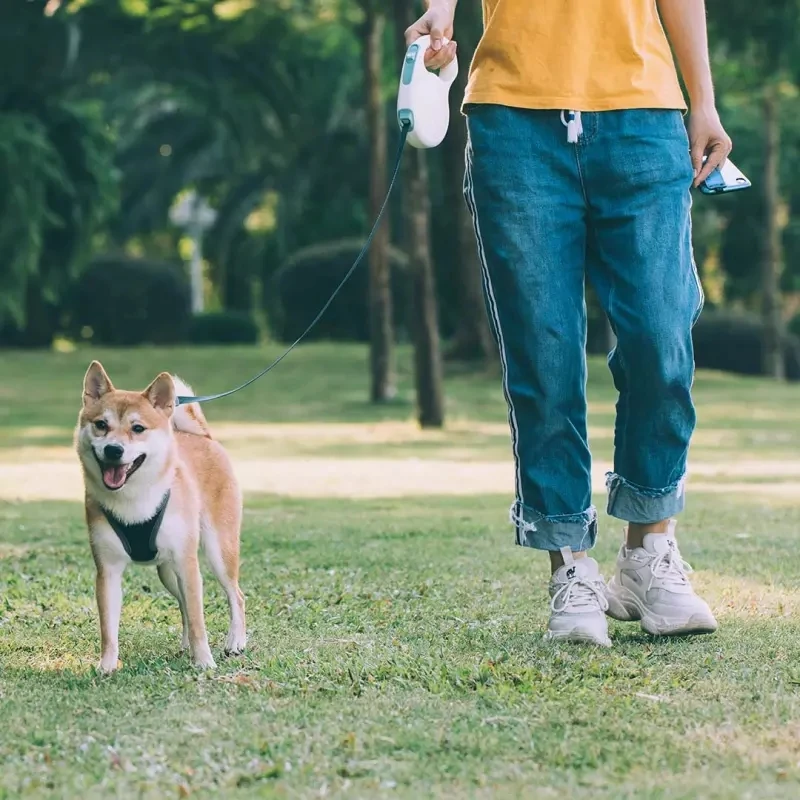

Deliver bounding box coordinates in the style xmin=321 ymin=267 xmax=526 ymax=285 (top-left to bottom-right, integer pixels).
xmin=170 ymin=376 xmax=212 ymax=438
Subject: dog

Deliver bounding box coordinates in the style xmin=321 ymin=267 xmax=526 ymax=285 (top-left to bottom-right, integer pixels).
xmin=75 ymin=361 xmax=245 ymax=673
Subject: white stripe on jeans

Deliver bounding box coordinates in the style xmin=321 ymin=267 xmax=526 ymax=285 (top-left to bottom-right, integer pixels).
xmin=463 ymin=145 xmax=524 ymax=506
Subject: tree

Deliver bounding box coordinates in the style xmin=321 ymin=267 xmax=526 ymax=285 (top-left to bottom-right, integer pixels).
xmin=761 ymin=82 xmax=784 ymax=378
xmin=0 ymin=1 xmax=116 ymax=346
xmin=440 ymin=0 xmax=495 ymax=365
xmin=707 ymin=0 xmax=800 ymax=378
xmin=360 ymin=0 xmax=396 ymax=401
xmin=392 ymin=0 xmax=445 ymax=427
xmin=72 ymin=0 xmax=370 ymax=323
xmin=404 ymin=146 xmax=446 ymax=426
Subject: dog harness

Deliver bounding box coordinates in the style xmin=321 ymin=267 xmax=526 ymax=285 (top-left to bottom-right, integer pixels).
xmin=101 ymin=491 xmax=171 ymax=563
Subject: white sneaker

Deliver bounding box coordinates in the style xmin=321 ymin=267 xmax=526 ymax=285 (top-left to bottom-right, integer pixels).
xmin=545 ymin=550 xmax=611 ymax=647
xmin=606 ymin=523 xmax=717 ymax=636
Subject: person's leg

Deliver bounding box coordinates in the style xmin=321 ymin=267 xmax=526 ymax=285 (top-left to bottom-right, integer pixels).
xmin=464 ymin=104 xmax=609 ymax=645
xmin=583 ymin=109 xmax=716 ymax=635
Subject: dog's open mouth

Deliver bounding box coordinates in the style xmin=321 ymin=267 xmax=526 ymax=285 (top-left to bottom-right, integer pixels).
xmin=94 ymin=453 xmax=146 ymax=491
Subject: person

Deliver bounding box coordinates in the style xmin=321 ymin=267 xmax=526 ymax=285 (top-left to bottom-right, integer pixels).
xmin=405 ymin=0 xmax=732 ymax=645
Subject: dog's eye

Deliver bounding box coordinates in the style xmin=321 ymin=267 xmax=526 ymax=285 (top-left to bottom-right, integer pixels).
xmin=94 ymin=420 xmax=108 ymax=432
xmin=131 ymin=424 xmax=146 ymax=434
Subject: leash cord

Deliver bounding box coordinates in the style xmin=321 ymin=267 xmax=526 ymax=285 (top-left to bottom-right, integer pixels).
xmin=177 ymin=124 xmax=410 ymax=406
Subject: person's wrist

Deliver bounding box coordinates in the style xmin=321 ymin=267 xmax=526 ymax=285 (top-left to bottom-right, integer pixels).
xmin=688 ymin=93 xmax=717 ymax=116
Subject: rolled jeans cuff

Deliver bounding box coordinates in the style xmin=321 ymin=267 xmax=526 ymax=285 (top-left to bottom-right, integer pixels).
xmin=509 ymin=501 xmax=598 ymax=553
xmin=606 ymin=472 xmax=686 ymax=524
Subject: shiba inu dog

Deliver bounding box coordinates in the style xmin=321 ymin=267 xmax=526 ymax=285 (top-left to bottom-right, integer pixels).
xmin=75 ymin=361 xmax=245 ymax=673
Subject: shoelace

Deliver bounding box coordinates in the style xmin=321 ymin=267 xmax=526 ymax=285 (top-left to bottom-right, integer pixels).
xmin=646 ymin=548 xmax=694 ymax=591
xmin=551 ymin=575 xmax=609 ymax=614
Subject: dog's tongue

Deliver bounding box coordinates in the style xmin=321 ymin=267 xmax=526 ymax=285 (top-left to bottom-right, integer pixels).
xmin=103 ymin=465 xmax=127 ymax=489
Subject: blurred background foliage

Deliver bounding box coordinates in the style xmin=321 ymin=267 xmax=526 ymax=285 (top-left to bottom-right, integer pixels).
xmin=2 ymin=0 xmax=800 ymax=388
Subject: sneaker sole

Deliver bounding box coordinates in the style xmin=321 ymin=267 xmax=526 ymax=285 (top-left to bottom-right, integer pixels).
xmin=606 ymin=582 xmax=718 ymax=637
xmin=544 ymin=628 xmax=612 ymax=647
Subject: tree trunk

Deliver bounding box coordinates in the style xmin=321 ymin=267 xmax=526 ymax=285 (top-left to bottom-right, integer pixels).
xmin=392 ymin=0 xmax=445 ymax=426
xmin=761 ymin=83 xmax=784 ymax=380
xmin=363 ymin=3 xmax=396 ymax=401
xmin=223 ymin=234 xmax=255 ymax=312
xmin=407 ymin=147 xmax=446 ymax=427
xmin=441 ymin=1 xmax=495 ymax=364
xmin=20 ymin=275 xmax=57 ymax=348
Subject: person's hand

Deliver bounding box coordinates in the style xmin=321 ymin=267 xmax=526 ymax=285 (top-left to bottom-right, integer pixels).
xmin=404 ymin=2 xmax=457 ymax=71
xmin=689 ymin=107 xmax=733 ymax=187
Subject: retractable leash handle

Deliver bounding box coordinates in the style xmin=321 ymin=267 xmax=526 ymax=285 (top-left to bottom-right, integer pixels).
xmin=177 ymin=36 xmax=457 ymax=407
xmin=397 ymin=34 xmax=458 ymax=149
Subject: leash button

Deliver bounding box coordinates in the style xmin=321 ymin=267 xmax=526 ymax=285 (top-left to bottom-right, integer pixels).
xmin=402 ymin=44 xmax=419 ymax=85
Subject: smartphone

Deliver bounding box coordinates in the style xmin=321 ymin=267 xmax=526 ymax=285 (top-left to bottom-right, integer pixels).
xmin=698 ymin=158 xmax=752 ymax=195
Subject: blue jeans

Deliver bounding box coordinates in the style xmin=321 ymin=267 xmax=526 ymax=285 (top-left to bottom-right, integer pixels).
xmin=463 ymin=105 xmax=702 ymax=553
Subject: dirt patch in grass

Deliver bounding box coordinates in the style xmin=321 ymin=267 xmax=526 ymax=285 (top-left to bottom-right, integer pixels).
xmin=689 ymin=721 xmax=800 ymax=768
xmin=695 ymin=572 xmax=800 ymax=619
xmin=3 ymin=455 xmax=800 ymax=502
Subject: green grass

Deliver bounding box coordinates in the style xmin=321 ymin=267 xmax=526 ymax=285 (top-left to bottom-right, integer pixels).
xmin=3 ymin=344 xmax=800 ymax=463
xmin=2 ymin=344 xmax=800 ymax=798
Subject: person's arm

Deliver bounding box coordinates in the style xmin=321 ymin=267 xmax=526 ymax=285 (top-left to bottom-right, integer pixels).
xmin=405 ymin=0 xmax=458 ymax=70
xmin=657 ymin=0 xmax=732 ymax=186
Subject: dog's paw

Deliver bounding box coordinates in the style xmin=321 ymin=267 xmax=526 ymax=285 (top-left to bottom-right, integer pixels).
xmin=97 ymin=657 xmax=122 ymax=675
xmin=192 ymin=649 xmax=217 ymax=670
xmin=224 ymin=630 xmax=247 ymax=657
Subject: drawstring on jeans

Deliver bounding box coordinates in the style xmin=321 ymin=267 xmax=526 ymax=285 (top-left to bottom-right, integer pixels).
xmin=560 ymin=110 xmax=583 ymax=143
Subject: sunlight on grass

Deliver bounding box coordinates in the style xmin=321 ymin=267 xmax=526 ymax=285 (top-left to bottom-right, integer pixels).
xmin=0 ymin=425 xmax=68 ymax=441
xmin=3 ymin=347 xmax=800 ymax=796
xmin=3 ymin=487 xmax=800 ymax=797
xmin=0 ymin=544 xmax=29 ymax=559
xmin=4 ymin=451 xmax=800 ymax=501
xmin=697 ymin=571 xmax=800 ymax=619
xmin=689 ymin=722 xmax=800 ymax=768
xmin=20 ymin=653 xmax=93 ymax=674
xmin=700 ymin=404 xmax=800 ymax=423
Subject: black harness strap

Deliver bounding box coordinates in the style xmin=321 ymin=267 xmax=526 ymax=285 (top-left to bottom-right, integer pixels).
xmin=102 ymin=491 xmax=171 ymax=563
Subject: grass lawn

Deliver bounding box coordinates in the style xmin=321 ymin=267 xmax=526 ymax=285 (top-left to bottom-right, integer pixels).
xmin=2 ymin=344 xmax=800 ymax=798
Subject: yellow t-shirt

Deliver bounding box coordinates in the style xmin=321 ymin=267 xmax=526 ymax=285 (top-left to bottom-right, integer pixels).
xmin=463 ymin=0 xmax=686 ymax=112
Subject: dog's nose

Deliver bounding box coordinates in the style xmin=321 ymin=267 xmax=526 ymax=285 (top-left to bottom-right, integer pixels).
xmin=103 ymin=443 xmax=124 ymax=461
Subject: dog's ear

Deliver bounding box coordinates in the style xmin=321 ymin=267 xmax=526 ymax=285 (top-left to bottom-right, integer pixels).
xmin=83 ymin=361 xmax=114 ymax=406
xmin=143 ymin=372 xmax=175 ymax=416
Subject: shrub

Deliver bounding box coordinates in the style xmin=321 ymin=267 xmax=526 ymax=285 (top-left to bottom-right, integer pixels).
xmin=70 ymin=256 xmax=190 ymax=346
xmin=0 ymin=321 xmax=25 ymax=348
xmin=585 ymin=308 xmax=800 ymax=381
xmin=189 ymin=311 xmax=259 ymax=345
xmin=270 ymin=240 xmax=410 ymax=342
xmin=692 ymin=310 xmax=800 ymax=381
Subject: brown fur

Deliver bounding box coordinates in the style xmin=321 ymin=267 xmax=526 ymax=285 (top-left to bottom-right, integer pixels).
xmin=76 ymin=361 xmax=245 ymax=672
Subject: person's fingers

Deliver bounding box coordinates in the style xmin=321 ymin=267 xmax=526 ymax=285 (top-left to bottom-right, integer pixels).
xmin=430 ymin=23 xmax=444 ymax=51
xmin=405 ymin=22 xmax=425 ymax=45
xmin=406 ymin=9 xmax=451 ymax=47
xmin=695 ymin=141 xmax=726 ymax=186
xmin=424 ymin=41 xmax=457 ymax=70
xmin=719 ymin=137 xmax=733 ymax=169
xmin=429 ymin=8 xmax=452 ymax=50
xmin=690 ymin=140 xmax=705 ymax=183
